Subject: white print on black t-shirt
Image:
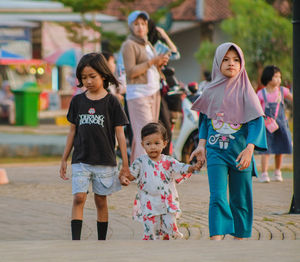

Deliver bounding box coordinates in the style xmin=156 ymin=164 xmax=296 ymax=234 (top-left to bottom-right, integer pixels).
xmin=79 ymin=114 xmax=105 ymax=126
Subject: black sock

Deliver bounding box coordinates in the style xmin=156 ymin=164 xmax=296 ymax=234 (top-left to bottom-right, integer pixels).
xmin=71 ymin=220 xmax=82 ymax=240
xmin=97 ymin=221 xmax=108 ymax=240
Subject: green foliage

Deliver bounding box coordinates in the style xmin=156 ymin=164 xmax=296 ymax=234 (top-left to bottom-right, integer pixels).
xmin=117 ymin=0 xmax=185 ymax=31
xmin=194 ymin=0 xmax=292 ymax=83
xmin=52 ymin=0 xmax=111 ymax=51
xmin=100 ymin=31 xmax=126 ymax=52
xmin=58 ymin=19 xmax=100 ymax=52
xmin=58 ymin=21 xmax=87 ymax=48
xmin=117 ymin=0 xmax=136 ymax=16
xmin=55 ymin=0 xmax=110 ymax=13
xmin=53 ymin=0 xmax=186 ymax=52
xmin=221 ymin=0 xmax=292 ymax=82
xmin=150 ymin=0 xmax=185 ymax=23
xmin=194 ymin=40 xmax=217 ymax=71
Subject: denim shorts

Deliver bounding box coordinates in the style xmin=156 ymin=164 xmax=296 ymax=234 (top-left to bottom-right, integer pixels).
xmin=71 ymin=163 xmax=121 ymax=195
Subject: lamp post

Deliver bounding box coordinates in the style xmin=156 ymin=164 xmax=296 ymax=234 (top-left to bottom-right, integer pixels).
xmin=290 ymin=0 xmax=300 ymax=214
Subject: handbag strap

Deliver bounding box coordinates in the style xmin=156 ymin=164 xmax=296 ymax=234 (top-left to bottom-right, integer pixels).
xmin=274 ymin=99 xmax=280 ymax=119
xmin=262 ymin=88 xmax=281 ymax=119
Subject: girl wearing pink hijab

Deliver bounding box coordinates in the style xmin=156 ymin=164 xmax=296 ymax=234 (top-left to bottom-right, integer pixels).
xmin=190 ymin=43 xmax=267 ymax=240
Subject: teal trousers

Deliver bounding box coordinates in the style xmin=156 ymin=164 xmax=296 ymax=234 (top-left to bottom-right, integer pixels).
xmin=207 ymin=164 xmax=253 ymax=238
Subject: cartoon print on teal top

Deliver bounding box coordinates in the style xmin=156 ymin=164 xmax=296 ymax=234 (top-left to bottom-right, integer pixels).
xmin=209 ymin=119 xmax=242 ymax=149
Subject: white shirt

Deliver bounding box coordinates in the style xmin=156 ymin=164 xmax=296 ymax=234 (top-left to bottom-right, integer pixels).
xmin=126 ymin=45 xmax=160 ymax=100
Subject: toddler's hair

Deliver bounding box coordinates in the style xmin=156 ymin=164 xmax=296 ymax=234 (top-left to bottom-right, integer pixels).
xmin=76 ymin=52 xmax=119 ymax=89
xmin=141 ymin=122 xmax=169 ymax=142
xmin=261 ymin=65 xmax=281 ymax=86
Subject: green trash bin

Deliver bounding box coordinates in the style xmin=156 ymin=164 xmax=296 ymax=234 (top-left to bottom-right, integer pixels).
xmin=13 ymin=82 xmax=40 ymax=126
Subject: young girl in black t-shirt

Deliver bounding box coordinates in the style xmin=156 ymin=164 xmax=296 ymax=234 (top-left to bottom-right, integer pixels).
xmin=60 ymin=53 xmax=130 ymax=240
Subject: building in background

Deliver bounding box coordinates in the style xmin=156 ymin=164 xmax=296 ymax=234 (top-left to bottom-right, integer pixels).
xmin=0 ymin=0 xmax=117 ymax=111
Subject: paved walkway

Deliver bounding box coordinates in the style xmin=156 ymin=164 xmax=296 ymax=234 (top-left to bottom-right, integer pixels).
xmin=0 ymin=162 xmax=299 ymax=261
xmin=0 ymin=124 xmax=299 ymax=261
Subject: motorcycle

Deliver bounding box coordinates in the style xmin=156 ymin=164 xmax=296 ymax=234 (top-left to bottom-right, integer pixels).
xmin=173 ymin=82 xmax=200 ymax=163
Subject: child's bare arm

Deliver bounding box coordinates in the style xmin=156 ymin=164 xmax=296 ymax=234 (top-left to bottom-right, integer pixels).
xmin=115 ymin=126 xmax=130 ymax=175
xmin=60 ymin=123 xmax=76 ymax=180
xmin=115 ymin=126 xmax=131 ymax=183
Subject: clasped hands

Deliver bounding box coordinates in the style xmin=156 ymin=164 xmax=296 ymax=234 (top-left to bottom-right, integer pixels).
xmin=189 ymin=140 xmax=254 ymax=171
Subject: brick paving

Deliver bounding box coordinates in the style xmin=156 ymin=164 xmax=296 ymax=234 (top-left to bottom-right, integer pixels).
xmin=0 ymin=124 xmax=299 ymax=261
xmin=0 ymin=163 xmax=299 ymax=241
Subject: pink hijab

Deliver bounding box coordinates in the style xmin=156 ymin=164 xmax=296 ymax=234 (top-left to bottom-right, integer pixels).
xmin=191 ymin=42 xmax=264 ymax=124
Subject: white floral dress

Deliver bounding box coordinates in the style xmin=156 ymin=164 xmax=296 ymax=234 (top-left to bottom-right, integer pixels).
xmin=130 ymin=154 xmax=192 ymax=222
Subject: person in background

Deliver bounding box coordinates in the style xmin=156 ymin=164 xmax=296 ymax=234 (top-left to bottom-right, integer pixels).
xmin=102 ymin=51 xmax=125 ymax=102
xmin=257 ymin=65 xmax=293 ymax=182
xmin=198 ymin=71 xmax=211 ymax=95
xmin=148 ymin=19 xmax=181 ymax=155
xmin=121 ymin=10 xmax=169 ymax=163
xmin=0 ymin=80 xmax=15 ymax=125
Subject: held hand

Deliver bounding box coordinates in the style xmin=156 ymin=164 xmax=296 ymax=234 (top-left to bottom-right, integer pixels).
xmin=59 ymin=160 xmax=69 ymax=180
xmin=236 ymin=144 xmax=255 ymax=170
xmin=119 ymin=166 xmax=135 ymax=186
xmin=189 ymin=141 xmax=206 ymax=167
xmin=188 ymin=161 xmax=203 ymax=173
xmin=119 ymin=175 xmax=131 ymax=186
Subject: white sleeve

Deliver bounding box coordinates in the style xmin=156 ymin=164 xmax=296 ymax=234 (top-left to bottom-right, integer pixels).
xmin=130 ymin=158 xmax=142 ymax=181
xmin=169 ymin=157 xmax=190 ymax=175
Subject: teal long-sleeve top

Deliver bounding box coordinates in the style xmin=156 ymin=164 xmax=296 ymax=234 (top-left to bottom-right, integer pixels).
xmin=198 ymin=113 xmax=267 ymax=176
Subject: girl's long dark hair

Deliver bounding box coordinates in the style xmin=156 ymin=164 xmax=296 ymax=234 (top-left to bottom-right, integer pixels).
xmin=76 ymin=52 xmax=119 ymax=89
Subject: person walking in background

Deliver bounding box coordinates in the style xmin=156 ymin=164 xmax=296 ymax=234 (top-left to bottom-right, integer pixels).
xmin=190 ymin=43 xmax=267 ymax=240
xmin=59 ymin=53 xmax=129 ymax=240
xmin=102 ymin=51 xmax=132 ymax=153
xmin=198 ymin=71 xmax=211 ymax=95
xmin=101 ymin=51 xmax=126 ymax=102
xmin=121 ymin=10 xmax=169 ymax=163
xmin=120 ymin=122 xmax=202 ymax=240
xmin=257 ymin=65 xmax=293 ymax=182
xmin=0 ymin=80 xmax=15 ymax=125
xmin=148 ymin=19 xmax=181 ymax=155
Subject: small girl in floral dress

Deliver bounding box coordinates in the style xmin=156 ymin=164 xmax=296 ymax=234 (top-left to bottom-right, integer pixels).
xmin=120 ymin=122 xmax=202 ymax=240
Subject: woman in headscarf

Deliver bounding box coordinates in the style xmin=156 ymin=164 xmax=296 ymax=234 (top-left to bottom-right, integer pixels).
xmin=190 ymin=42 xmax=267 ymax=240
xmin=121 ymin=10 xmax=169 ymax=163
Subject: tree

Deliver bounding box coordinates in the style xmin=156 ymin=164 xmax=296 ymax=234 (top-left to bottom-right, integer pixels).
xmin=195 ymin=0 xmax=292 ymax=85
xmin=56 ymin=0 xmax=110 ymax=13
xmin=53 ymin=0 xmax=186 ymax=52
xmin=51 ymin=0 xmax=111 ymax=52
xmin=194 ymin=40 xmax=217 ymax=73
